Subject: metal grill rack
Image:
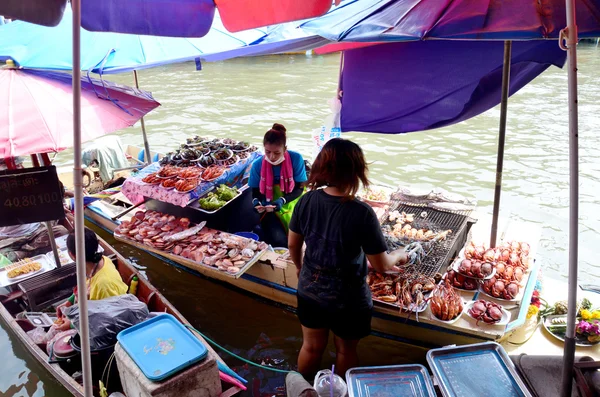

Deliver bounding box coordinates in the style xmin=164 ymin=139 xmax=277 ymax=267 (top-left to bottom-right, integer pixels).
xmin=389 ymin=191 xmax=475 ymax=218
xmin=381 ymin=203 xmax=470 ymax=277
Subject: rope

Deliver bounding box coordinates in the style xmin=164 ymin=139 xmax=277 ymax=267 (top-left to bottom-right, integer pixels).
xmin=506 ymin=319 xmax=542 ymax=346
xmin=185 ymin=325 xmax=291 ymax=374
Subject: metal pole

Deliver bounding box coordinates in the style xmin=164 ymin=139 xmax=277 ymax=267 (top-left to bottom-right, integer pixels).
xmin=72 ymin=1 xmax=93 ymax=396
xmin=36 ymin=154 xmax=62 ymax=269
xmin=133 ymin=70 xmax=152 ymax=164
xmin=561 ymin=0 xmax=579 ymax=395
xmin=490 ymin=41 xmax=512 ymax=249
xmin=45 ymin=222 xmax=61 ymax=269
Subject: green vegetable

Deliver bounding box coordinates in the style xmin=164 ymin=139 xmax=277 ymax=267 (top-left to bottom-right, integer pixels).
xmin=548 ymin=326 xmax=567 ymax=336
xmin=216 ymin=184 xmax=238 ymax=202
xmin=199 ymin=193 xmax=226 ymax=210
xmin=578 ymin=298 xmax=593 ymax=316
xmin=198 ymin=185 xmax=238 ymax=211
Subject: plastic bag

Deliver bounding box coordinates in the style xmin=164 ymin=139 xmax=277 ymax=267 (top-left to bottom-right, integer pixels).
xmin=286 ymin=372 xmax=318 ymax=397
xmin=313 ymin=369 xmax=347 ymax=397
xmin=64 ymin=294 xmax=149 ymax=351
xmin=312 ymin=98 xmax=342 ymax=159
xmin=27 ymin=327 xmax=47 ymax=345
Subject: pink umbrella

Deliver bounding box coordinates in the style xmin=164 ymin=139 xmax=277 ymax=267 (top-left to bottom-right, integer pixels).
xmin=0 ymin=67 xmax=160 ymax=158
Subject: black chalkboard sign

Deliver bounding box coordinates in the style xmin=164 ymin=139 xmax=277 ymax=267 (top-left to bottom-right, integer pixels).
xmin=0 ymin=166 xmax=65 ymax=227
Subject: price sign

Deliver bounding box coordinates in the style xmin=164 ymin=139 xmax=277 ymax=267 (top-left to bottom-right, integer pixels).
xmin=0 ymin=166 xmax=65 ymax=227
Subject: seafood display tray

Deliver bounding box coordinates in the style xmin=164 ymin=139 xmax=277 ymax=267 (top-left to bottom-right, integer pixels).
xmin=346 ymin=364 xmax=435 ymax=397
xmin=114 ymin=233 xmax=263 ymax=279
xmin=426 ymin=342 xmax=532 ymax=397
xmin=381 ymin=204 xmax=471 ymax=277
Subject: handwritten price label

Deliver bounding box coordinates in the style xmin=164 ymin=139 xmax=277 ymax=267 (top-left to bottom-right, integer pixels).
xmin=4 ymin=192 xmax=61 ymax=209
xmin=0 ymin=166 xmax=65 ymax=226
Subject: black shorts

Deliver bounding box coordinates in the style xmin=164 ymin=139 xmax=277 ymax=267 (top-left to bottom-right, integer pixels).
xmin=296 ymin=294 xmax=372 ymax=340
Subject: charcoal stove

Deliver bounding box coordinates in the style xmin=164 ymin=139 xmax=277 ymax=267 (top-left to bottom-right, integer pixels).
xmin=380 ymin=203 xmax=472 ymax=277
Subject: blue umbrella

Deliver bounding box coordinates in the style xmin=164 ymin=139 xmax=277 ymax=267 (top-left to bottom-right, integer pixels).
xmin=0 ymin=7 xmax=267 ymax=74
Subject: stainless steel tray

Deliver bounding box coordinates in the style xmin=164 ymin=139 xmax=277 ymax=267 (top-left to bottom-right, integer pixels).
xmin=347 ymin=364 xmax=435 ymax=397
xmin=426 ymin=342 xmax=532 ymax=397
xmin=189 ymin=185 xmax=246 ymax=214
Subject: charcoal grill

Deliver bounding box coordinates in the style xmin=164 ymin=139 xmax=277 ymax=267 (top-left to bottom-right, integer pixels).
xmin=380 ymin=203 xmax=470 ymax=277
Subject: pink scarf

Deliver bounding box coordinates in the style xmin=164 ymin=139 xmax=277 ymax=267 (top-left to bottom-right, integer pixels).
xmin=260 ymin=151 xmax=295 ymax=202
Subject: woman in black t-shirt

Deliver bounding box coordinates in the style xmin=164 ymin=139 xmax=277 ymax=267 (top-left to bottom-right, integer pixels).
xmin=288 ymin=138 xmax=408 ymax=379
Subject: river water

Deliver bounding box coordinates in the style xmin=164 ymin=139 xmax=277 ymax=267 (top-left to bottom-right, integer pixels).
xmin=2 ymin=45 xmax=600 ymax=396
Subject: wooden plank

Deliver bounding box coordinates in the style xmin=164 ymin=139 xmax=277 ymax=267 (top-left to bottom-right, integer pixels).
xmin=220 ymin=386 xmax=243 ymax=397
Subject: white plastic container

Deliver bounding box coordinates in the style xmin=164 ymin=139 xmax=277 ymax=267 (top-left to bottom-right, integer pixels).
xmin=313 ymin=369 xmax=348 ymax=397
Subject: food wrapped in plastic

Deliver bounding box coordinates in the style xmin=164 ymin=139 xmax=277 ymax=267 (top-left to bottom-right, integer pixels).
xmin=64 ymin=294 xmax=149 ymax=350
xmin=27 ymin=326 xmax=47 ymax=345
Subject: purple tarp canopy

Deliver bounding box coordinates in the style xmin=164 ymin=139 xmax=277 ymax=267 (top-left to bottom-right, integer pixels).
xmin=340 ymin=40 xmax=566 ymax=133
xmin=301 ymin=0 xmax=600 ymax=42
xmin=80 ymin=0 xmax=331 ymax=37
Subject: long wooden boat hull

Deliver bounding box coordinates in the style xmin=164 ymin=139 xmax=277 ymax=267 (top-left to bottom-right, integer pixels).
xmin=86 ymin=205 xmax=499 ymax=348
xmin=0 ymin=222 xmax=226 ymax=396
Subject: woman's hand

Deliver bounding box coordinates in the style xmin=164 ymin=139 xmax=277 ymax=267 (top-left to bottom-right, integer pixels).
xmin=252 ymin=198 xmax=266 ymax=213
xmin=367 ymin=249 xmax=409 ymax=274
xmin=392 ymin=249 xmax=409 ymax=266
xmin=55 ymin=318 xmax=71 ymax=332
xmin=273 ymin=198 xmax=286 ymax=212
xmin=56 ymin=301 xmax=69 ymax=318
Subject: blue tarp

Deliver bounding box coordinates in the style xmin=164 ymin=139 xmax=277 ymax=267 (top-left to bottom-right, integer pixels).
xmin=0 ymin=7 xmax=267 ymax=74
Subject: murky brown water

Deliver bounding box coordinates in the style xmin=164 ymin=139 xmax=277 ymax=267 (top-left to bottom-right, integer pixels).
xmin=3 ymin=45 xmax=600 ymax=396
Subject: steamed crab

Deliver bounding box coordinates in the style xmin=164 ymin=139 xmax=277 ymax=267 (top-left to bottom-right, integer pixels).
xmin=457 ymin=259 xmax=493 ymax=279
xmin=482 ymin=276 xmax=519 ymax=300
xmin=468 ymin=300 xmax=503 ymax=325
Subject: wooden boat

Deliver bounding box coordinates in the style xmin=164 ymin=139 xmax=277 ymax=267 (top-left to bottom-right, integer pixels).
xmin=62 ymin=145 xmax=600 ymax=362
xmin=82 ymin=200 xmax=538 ymax=348
xmin=101 ymin=209 xmax=600 ymax=362
xmin=0 ymin=223 xmax=235 ymax=396
xmin=65 ymin=146 xmax=597 ymax=358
